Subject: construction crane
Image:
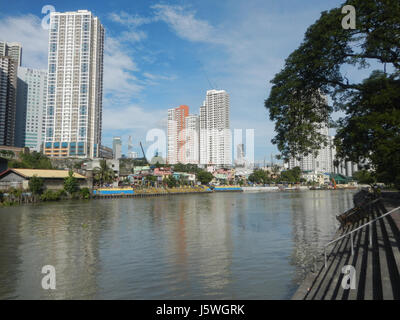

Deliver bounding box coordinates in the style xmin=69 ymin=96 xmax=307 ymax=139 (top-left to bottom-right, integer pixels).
xmin=139 ymin=142 xmax=148 ymax=164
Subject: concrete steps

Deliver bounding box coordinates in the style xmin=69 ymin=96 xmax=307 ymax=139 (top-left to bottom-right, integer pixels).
xmin=300 ymin=199 xmax=400 ymax=300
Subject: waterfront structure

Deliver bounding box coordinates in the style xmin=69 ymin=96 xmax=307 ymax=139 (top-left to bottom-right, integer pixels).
xmin=0 ymin=41 xmax=22 ymax=67
xmin=294 ymin=197 xmax=400 ymax=300
xmin=199 ymin=90 xmax=231 ymax=167
xmin=15 ymin=67 xmax=47 ymax=151
xmin=0 ymin=56 xmax=18 ymax=146
xmin=0 ymin=168 xmax=88 ymax=190
xmin=112 ymin=136 xmax=122 ymax=160
xmin=43 ymin=10 xmax=105 ymax=159
xmin=167 ymin=105 xmax=189 ymax=164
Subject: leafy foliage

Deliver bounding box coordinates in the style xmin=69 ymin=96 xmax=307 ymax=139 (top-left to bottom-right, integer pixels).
xmin=0 ymin=150 xmax=15 ymax=158
xmin=93 ymin=160 xmax=115 ymax=186
xmin=265 ymin=0 xmax=400 ymax=188
xmin=29 ymin=175 xmax=44 ymax=195
xmin=196 ymin=171 xmax=214 ymax=185
xmin=172 ymin=163 xmax=202 ymax=174
xmin=9 ymin=151 xmax=53 ymax=169
xmin=352 ymin=170 xmax=377 ymax=186
xmin=64 ymin=170 xmax=79 ymax=194
xmin=277 ymin=167 xmax=302 ymax=184
xmin=79 ymin=187 xmax=91 ymax=199
xmin=164 ymin=175 xmax=177 ymax=188
xmin=248 ymin=169 xmax=272 ymax=184
xmin=40 ymin=189 xmax=66 ymax=201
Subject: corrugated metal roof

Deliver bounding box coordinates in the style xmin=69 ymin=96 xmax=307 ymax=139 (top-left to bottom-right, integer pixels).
xmin=11 ymin=169 xmax=86 ymax=179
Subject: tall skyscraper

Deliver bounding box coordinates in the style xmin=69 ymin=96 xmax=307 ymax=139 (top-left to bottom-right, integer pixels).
xmin=0 ymin=56 xmax=18 ymax=146
xmin=0 ymin=41 xmax=22 ymax=67
xmin=184 ymin=114 xmax=200 ymax=164
xmin=112 ymin=136 xmax=122 ymax=160
xmin=44 ymin=10 xmax=105 ymax=158
xmin=199 ymin=90 xmax=231 ymax=167
xmin=167 ymin=105 xmax=189 ymax=164
xmin=15 ymin=67 xmax=47 ymax=151
xmin=235 ymin=143 xmax=245 ymax=166
xmin=288 ymin=124 xmax=335 ymax=173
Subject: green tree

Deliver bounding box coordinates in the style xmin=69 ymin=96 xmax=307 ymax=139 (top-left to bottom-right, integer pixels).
xmin=79 ymin=187 xmax=91 ymax=199
xmin=64 ymin=170 xmax=79 ymax=194
xmin=278 ymin=167 xmax=302 ymax=184
xmin=93 ymin=160 xmax=114 ymax=186
xmin=164 ymin=175 xmax=177 ymax=188
xmin=353 ymin=170 xmax=377 ymax=187
xmin=265 ymin=0 xmax=400 ymax=188
xmin=248 ymin=169 xmax=271 ymax=184
xmin=173 ymin=163 xmax=201 ymax=174
xmin=29 ymin=175 xmax=44 ymax=195
xmin=196 ymin=171 xmax=214 ymax=185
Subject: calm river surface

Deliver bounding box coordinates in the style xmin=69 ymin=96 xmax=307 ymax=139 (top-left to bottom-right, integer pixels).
xmin=0 ymin=190 xmax=357 ymax=300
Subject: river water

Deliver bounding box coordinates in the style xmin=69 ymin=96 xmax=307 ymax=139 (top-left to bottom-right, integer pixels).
xmin=0 ymin=190 xmax=356 ymax=300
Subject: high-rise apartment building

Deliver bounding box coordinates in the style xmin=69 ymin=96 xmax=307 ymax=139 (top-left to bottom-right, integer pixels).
xmin=287 ymin=125 xmax=360 ymax=176
xmin=112 ymin=136 xmax=122 ymax=160
xmin=0 ymin=56 xmax=18 ymax=146
xmin=15 ymin=67 xmax=47 ymax=151
xmin=167 ymin=105 xmax=189 ymax=164
xmin=199 ymin=90 xmax=231 ymax=167
xmin=235 ymin=143 xmax=245 ymax=166
xmin=0 ymin=41 xmax=22 ymax=67
xmin=288 ymin=124 xmax=335 ymax=173
xmin=44 ymin=10 xmax=105 ymax=159
xmin=184 ymin=114 xmax=200 ymax=164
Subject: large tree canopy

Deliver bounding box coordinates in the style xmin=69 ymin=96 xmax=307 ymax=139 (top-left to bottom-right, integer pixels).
xmin=265 ymin=0 xmax=400 ymax=187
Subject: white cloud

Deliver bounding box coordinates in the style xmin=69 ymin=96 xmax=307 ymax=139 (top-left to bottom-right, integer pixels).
xmin=151 ymin=4 xmax=217 ymax=43
xmin=108 ymin=12 xmax=153 ymax=27
xmin=102 ymin=104 xmax=166 ymax=131
xmin=120 ymin=30 xmax=147 ymax=43
xmin=108 ymin=11 xmax=150 ymax=44
xmin=103 ymin=36 xmax=143 ymax=99
xmin=0 ymin=14 xmax=49 ymax=69
xmin=143 ymin=72 xmax=176 ymax=81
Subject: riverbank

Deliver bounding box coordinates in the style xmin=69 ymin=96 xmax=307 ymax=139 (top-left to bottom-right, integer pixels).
xmin=0 ymin=184 xmax=364 ymax=206
xmin=92 ymin=185 xmax=244 ymax=198
xmin=292 ymin=191 xmax=400 ymax=300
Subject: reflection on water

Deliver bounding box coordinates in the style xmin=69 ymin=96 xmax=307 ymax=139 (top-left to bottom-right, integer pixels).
xmin=0 ymin=190 xmax=356 ymax=299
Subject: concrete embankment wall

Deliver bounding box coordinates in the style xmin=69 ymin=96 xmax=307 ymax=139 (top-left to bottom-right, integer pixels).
xmin=242 ymin=186 xmax=311 ymax=192
xmin=242 ymin=187 xmax=280 ymax=192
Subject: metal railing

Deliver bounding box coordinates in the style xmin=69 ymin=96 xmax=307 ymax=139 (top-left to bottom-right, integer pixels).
xmin=323 ymin=200 xmax=400 ymax=268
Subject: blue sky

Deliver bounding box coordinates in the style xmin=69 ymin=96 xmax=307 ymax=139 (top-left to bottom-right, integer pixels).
xmin=0 ymin=0 xmax=347 ymax=162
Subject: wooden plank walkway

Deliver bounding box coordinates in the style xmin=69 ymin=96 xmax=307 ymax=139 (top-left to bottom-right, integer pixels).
xmin=293 ymin=197 xmax=400 ymax=300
